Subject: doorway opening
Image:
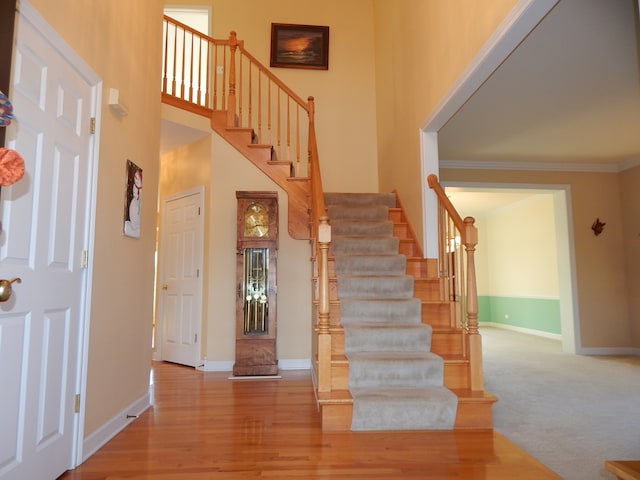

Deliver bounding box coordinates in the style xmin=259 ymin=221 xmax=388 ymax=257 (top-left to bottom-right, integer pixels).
xmin=441 ymin=183 xmax=578 ymax=353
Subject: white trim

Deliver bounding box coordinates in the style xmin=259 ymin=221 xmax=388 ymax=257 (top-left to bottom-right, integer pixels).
xmin=441 ymin=159 xmax=621 ymax=173
xmin=198 ymin=360 xmax=234 ymax=372
xmin=480 ymin=322 xmax=561 ymax=341
xmin=81 ymin=391 xmax=152 ymax=463
xmin=278 ymin=358 xmax=312 ymax=370
xmin=198 ymin=359 xmax=311 ymax=372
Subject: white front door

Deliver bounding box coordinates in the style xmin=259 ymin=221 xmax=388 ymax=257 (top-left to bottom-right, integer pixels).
xmin=0 ymin=3 xmax=98 ymax=479
xmin=158 ymin=187 xmax=204 ymax=367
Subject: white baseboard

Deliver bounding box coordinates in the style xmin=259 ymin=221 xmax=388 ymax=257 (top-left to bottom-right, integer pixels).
xmin=480 ymin=322 xmax=562 ymax=341
xmin=482 ymin=322 xmax=640 ymax=356
xmin=278 ymin=358 xmax=311 ymax=370
xmin=198 ymin=358 xmax=311 ymax=372
xmin=82 ymin=390 xmax=152 ymax=463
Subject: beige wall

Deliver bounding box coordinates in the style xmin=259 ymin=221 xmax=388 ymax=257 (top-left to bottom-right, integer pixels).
xmin=372 ymin=0 xmax=519 ymax=245
xmin=620 ymin=164 xmax=640 ymax=347
xmin=482 ymin=194 xmax=559 ymax=297
xmin=441 ymin=168 xmax=630 ymax=349
xmin=27 ymin=0 xmax=164 ymax=435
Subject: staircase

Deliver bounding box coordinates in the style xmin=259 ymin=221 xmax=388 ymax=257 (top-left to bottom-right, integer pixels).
xmin=160 ymin=21 xmax=495 ymax=432
xmin=328 ymin=192 xmax=457 ymax=430
xmin=315 ymin=192 xmax=496 ymax=431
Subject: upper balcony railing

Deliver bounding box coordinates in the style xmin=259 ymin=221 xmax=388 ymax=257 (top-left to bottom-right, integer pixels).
xmin=161 ymin=16 xmax=313 ymax=179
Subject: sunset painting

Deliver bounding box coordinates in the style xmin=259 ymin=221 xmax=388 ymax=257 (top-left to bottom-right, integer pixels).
xmin=270 ymin=24 xmax=329 ymax=70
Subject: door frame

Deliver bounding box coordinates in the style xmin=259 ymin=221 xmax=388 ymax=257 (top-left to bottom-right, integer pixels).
xmin=14 ymin=0 xmax=102 ymax=468
xmin=155 ymin=186 xmax=205 ymax=366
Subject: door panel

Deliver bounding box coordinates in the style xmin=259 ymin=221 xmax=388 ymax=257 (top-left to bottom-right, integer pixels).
xmin=0 ymin=5 xmax=96 ymax=478
xmin=159 ymin=189 xmax=204 ymax=367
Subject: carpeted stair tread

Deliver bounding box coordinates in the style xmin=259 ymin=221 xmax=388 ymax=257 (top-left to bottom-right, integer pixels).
xmin=334 ymin=254 xmax=406 ymax=276
xmin=340 ymin=298 xmax=422 ymax=324
xmin=344 ymin=323 xmax=432 ymax=352
xmin=349 ymin=387 xmax=458 ymax=431
xmin=337 ymin=274 xmax=414 ymax=298
xmin=347 ymin=351 xmax=444 ymax=389
xmin=328 ymin=191 xmax=457 ymax=431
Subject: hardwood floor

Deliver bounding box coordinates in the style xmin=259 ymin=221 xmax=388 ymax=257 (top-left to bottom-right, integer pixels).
xmin=59 ymin=361 xmax=560 ymax=479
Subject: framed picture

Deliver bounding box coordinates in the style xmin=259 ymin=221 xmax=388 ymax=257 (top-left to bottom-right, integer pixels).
xmin=270 ymin=23 xmax=329 ymax=70
xmin=123 ymin=160 xmax=142 ymax=238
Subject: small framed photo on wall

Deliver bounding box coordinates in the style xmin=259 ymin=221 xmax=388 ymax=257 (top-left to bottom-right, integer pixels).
xmin=123 ymin=160 xmax=142 ymax=238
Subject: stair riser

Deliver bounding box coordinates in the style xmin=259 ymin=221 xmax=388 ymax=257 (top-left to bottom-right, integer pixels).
xmin=325 ymin=192 xmax=397 ymax=208
xmin=393 ymin=223 xmax=409 ymax=239
xmin=328 ymin=205 xmax=390 ymax=222
xmin=444 ymin=363 xmax=470 ymax=389
xmin=431 ymin=331 xmax=466 ymax=357
xmin=399 ymin=240 xmax=420 ymax=256
xmin=351 ymin=391 xmax=457 ymax=431
xmin=421 ymin=303 xmax=455 ymax=327
xmin=332 ymin=221 xmax=394 ymax=237
xmin=414 ymin=280 xmax=441 ymax=300
xmin=334 ymin=255 xmax=406 ymax=276
xmin=339 ymin=298 xmax=421 ymax=323
xmin=319 ymin=398 xmax=493 ymax=431
xmin=331 ymin=237 xmax=399 ymax=255
xmin=348 ymin=357 xmax=444 ymax=389
xmin=337 ymin=276 xmax=414 ymax=298
xmin=344 ymin=326 xmax=432 ymax=353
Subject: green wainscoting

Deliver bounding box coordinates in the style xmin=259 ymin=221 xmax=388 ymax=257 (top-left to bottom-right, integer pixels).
xmin=478 ymin=296 xmax=561 ymax=334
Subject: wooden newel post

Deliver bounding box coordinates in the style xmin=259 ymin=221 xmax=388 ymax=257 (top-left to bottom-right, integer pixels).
xmin=227 ymin=31 xmax=238 ymax=127
xmin=317 ymin=215 xmax=332 ymax=392
xmin=463 ymin=216 xmax=483 ymax=391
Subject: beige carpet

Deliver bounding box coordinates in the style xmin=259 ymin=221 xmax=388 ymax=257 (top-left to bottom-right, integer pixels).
xmin=482 ymin=326 xmax=640 ymax=480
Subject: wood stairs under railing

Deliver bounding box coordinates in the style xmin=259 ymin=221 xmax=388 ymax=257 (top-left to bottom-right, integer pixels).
xmin=209 ymin=110 xmax=311 ymax=239
xmin=314 ymin=193 xmax=496 ymax=431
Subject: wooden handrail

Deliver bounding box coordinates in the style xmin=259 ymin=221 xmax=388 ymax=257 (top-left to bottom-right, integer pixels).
xmin=427 ymin=174 xmax=465 ymax=236
xmin=427 ymin=174 xmax=483 ymax=391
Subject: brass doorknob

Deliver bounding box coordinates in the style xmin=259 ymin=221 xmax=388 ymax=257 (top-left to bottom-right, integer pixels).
xmin=0 ymin=277 xmax=21 ymax=302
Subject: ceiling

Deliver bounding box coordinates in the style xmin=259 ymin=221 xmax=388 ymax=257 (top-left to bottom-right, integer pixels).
xmin=438 ymin=0 xmax=640 ymax=214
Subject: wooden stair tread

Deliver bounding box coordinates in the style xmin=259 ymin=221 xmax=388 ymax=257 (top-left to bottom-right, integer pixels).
xmin=317 ymin=389 xmax=353 ymax=404
xmin=605 ymin=460 xmax=640 ymax=480
xmin=450 ymin=389 xmax=498 ymax=403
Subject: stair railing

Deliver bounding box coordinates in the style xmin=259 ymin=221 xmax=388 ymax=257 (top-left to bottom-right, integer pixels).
xmin=427 ymin=174 xmax=483 ymax=391
xmin=161 ymin=15 xmax=332 ymax=392
xmin=162 ymin=16 xmax=311 ymax=177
